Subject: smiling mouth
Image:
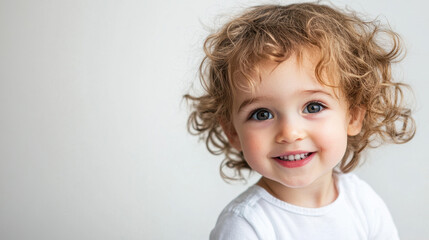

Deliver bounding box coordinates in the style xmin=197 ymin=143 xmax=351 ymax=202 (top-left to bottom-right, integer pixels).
xmin=275 ymin=152 xmax=314 ymax=161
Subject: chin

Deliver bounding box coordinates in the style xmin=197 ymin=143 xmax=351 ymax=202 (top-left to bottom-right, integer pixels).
xmin=274 ymin=175 xmax=315 ymax=189
xmin=281 ymin=180 xmax=313 ymax=189
xmin=282 ymin=171 xmax=334 ymax=189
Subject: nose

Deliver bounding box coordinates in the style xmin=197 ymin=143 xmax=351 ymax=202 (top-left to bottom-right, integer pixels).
xmin=275 ymin=117 xmax=306 ymax=144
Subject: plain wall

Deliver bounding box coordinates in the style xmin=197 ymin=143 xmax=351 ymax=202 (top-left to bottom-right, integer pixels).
xmin=0 ymin=0 xmax=427 ymax=239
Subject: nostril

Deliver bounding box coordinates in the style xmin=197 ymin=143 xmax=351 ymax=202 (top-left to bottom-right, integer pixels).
xmin=275 ymin=129 xmax=305 ymax=143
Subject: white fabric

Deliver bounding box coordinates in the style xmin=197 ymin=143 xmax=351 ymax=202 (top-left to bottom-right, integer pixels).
xmin=210 ymin=173 xmax=399 ymax=240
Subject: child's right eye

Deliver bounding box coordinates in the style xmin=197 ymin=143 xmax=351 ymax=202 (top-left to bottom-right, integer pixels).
xmin=250 ymin=109 xmax=273 ymax=121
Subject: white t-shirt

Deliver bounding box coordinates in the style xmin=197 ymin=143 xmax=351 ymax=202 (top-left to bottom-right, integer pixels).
xmin=210 ymin=173 xmax=399 ymax=240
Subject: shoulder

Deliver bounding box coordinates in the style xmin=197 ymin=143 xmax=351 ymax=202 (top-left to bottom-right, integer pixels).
xmin=337 ymin=172 xmax=373 ymax=191
xmin=336 ymin=173 xmax=400 ymax=239
xmin=337 ymin=173 xmax=387 ymax=210
xmin=209 ymin=185 xmax=276 ymax=240
xmin=209 ymin=211 xmax=258 ymax=240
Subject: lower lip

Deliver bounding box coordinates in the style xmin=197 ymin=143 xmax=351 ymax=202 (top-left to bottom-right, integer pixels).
xmin=273 ymin=153 xmax=315 ymax=168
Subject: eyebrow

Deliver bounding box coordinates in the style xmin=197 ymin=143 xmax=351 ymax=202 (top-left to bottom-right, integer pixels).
xmin=237 ymin=97 xmax=267 ymax=113
xmin=302 ymin=89 xmax=334 ymax=98
xmin=236 ymin=89 xmax=334 ymax=113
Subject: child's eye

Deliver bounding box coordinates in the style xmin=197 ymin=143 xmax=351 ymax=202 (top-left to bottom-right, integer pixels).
xmin=303 ymin=102 xmax=325 ymax=114
xmin=250 ymin=109 xmax=273 ymax=121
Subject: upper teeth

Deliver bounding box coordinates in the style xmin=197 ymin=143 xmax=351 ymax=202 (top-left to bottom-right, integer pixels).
xmin=278 ymin=153 xmax=310 ymax=161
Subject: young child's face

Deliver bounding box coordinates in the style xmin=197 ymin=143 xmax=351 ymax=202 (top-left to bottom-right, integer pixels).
xmin=223 ymin=52 xmax=364 ymax=189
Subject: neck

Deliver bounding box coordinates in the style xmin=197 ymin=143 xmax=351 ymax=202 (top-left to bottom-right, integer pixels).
xmin=257 ymin=172 xmax=338 ymax=208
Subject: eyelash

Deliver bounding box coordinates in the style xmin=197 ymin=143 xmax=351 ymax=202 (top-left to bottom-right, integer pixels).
xmin=249 ymin=108 xmax=273 ymax=121
xmin=303 ymin=101 xmax=326 ymax=114
xmin=247 ymin=101 xmax=327 ymax=121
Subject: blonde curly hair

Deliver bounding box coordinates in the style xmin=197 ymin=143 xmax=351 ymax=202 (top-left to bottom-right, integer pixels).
xmin=185 ymin=2 xmax=415 ymax=181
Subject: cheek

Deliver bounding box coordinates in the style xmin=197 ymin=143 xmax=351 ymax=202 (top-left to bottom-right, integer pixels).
xmin=240 ymin=132 xmax=261 ymax=153
xmin=319 ymin=126 xmax=347 ymax=144
xmin=314 ymin=117 xmax=349 ymax=156
xmin=239 ymin=130 xmax=266 ymax=162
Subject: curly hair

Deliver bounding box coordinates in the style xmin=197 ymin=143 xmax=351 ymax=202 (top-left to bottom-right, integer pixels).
xmin=184 ymin=2 xmax=415 ymax=181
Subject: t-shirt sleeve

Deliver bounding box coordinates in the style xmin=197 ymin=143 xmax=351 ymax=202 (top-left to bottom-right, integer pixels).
xmin=353 ymin=176 xmax=400 ymax=240
xmin=209 ymin=212 xmax=259 ymax=240
xmin=368 ymin=193 xmax=400 ymax=240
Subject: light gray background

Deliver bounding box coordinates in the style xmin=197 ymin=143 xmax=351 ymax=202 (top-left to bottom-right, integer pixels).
xmin=0 ymin=0 xmax=427 ymax=239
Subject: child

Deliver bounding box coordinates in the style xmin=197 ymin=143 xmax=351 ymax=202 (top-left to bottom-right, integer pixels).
xmin=185 ymin=2 xmax=415 ymax=239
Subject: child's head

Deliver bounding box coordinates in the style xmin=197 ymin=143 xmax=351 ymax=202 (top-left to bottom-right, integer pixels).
xmin=185 ymin=3 xmax=415 ymax=181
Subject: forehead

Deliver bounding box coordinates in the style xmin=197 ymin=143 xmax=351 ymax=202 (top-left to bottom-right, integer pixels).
xmin=230 ymin=51 xmax=344 ymax=110
xmin=233 ymin=50 xmax=325 ymax=93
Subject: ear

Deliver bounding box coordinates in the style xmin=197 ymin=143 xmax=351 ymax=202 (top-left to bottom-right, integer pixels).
xmin=219 ymin=119 xmax=242 ymax=151
xmin=347 ymin=107 xmax=366 ymax=136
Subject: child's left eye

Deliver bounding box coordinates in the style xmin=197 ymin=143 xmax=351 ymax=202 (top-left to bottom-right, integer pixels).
xmin=303 ymin=102 xmax=325 ymax=114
